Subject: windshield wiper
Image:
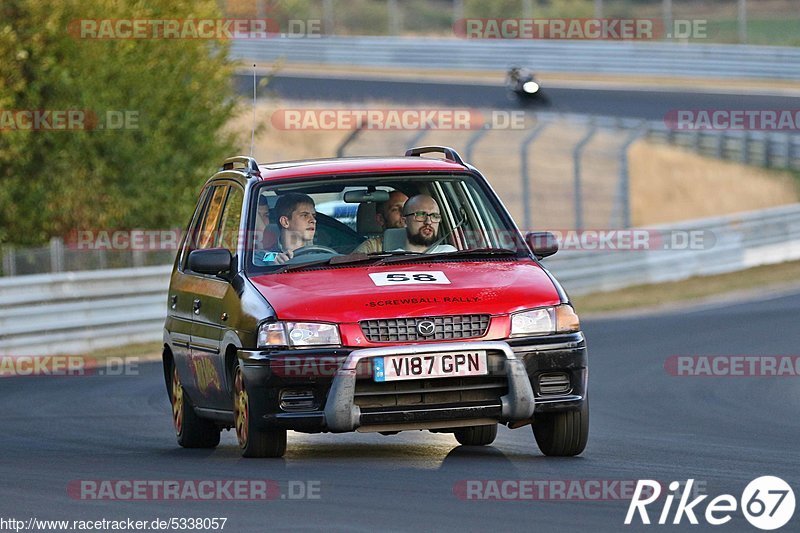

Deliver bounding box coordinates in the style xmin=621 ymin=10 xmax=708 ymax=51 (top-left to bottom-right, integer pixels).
xmin=273 ymin=249 xmax=516 ymax=272
xmin=446 ymin=247 xmax=517 ymax=256
xmin=376 ymin=248 xmax=516 ymax=265
xmin=273 ymin=252 xmax=397 ymax=273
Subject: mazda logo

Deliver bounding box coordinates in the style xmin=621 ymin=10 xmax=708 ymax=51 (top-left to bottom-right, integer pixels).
xmin=417 ymin=320 xmax=435 ymax=337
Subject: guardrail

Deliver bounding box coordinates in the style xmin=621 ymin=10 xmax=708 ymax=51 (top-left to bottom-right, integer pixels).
xmin=544 ymin=203 xmax=800 ymax=294
xmin=0 ymin=265 xmax=170 ymax=356
xmin=2 ymin=204 xmax=800 ymax=356
xmin=231 ymin=37 xmax=800 ymax=80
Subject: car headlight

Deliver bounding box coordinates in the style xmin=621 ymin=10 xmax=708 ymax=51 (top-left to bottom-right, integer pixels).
xmin=258 ymin=321 xmax=341 ymax=348
xmin=510 ymin=305 xmax=580 ymax=336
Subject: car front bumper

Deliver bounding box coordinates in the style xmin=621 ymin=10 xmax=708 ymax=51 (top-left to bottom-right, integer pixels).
xmin=239 ymin=332 xmax=587 ymax=432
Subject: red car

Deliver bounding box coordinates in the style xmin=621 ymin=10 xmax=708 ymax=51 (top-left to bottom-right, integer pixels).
xmin=163 ymin=146 xmax=588 ymax=457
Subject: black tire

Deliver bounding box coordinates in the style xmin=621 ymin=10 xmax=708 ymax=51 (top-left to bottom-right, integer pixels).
xmin=533 ymin=400 xmax=589 ymax=456
xmin=454 ymin=424 xmax=498 ymax=446
xmin=233 ymin=364 xmax=287 ymax=458
xmin=170 ymin=364 xmax=220 ymax=448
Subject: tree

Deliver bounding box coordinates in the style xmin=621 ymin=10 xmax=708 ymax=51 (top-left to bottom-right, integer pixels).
xmin=0 ymin=0 xmax=239 ymax=245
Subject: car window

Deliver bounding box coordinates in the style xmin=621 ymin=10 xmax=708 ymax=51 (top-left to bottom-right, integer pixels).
xmin=180 ymin=184 xmax=227 ymax=271
xmin=178 ymin=186 xmax=212 ymax=271
xmin=247 ymin=174 xmax=526 ymax=273
xmin=197 ymin=186 xmax=228 ymax=250
xmin=435 ymin=179 xmax=512 ymax=250
xmin=218 ymin=186 xmax=244 ymax=254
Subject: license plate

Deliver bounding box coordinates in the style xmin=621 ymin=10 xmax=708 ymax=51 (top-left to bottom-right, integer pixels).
xmin=373 ymin=351 xmax=487 ymax=382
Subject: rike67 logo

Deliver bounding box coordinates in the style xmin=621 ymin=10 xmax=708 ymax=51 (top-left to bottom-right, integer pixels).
xmin=626 ymin=477 xmax=795 ymax=530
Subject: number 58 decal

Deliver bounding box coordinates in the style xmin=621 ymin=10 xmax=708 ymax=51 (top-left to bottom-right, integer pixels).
xmin=369 ymin=271 xmax=451 ymax=286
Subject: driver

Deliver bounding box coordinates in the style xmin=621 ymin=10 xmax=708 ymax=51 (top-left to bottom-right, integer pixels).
xmin=262 ymin=192 xmax=316 ymax=264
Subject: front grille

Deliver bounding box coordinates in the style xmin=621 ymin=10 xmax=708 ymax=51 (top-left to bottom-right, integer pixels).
xmin=354 ymin=376 xmax=508 ymax=409
xmin=360 ymin=315 xmax=490 ymax=342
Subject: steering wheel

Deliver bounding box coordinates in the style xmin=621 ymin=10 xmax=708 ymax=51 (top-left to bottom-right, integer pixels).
xmin=292 ymin=245 xmax=338 ymax=257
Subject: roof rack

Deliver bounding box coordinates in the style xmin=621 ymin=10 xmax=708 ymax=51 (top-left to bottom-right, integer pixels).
xmin=405 ymin=146 xmax=465 ymax=166
xmin=221 ymin=156 xmax=261 ymax=176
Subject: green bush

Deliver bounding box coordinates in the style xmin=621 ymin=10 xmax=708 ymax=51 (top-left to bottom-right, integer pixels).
xmin=335 ymin=0 xmax=390 ymax=35
xmin=0 ymin=0 xmax=239 ymax=245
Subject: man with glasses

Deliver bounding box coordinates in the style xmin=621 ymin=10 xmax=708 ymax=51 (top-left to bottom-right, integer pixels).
xmin=398 ymin=194 xmax=457 ymax=253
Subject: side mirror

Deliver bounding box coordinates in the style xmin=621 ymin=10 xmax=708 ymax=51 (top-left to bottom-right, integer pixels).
xmin=526 ymin=231 xmax=558 ymax=259
xmin=189 ymin=248 xmax=233 ymax=276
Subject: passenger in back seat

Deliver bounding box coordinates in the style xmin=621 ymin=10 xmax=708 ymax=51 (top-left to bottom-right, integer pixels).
xmin=353 ymin=190 xmax=408 ymax=254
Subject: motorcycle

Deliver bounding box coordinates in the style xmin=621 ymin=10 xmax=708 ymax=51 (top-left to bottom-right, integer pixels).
xmin=506 ymin=66 xmax=545 ymax=104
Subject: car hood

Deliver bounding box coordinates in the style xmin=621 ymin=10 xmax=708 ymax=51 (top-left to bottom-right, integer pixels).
xmin=249 ymin=259 xmax=561 ymax=323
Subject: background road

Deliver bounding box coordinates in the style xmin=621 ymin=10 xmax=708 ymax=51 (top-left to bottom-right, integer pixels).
xmin=236 ymin=74 xmax=800 ymax=121
xmin=2 ymin=289 xmax=798 ymax=532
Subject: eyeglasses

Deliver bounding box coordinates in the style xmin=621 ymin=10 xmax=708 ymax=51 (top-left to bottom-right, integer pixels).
xmin=404 ymin=211 xmax=442 ymax=222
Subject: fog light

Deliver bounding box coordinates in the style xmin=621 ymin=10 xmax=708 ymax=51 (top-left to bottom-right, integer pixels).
xmin=279 ymin=389 xmax=317 ymax=411
xmin=538 ymin=373 xmax=571 ymax=395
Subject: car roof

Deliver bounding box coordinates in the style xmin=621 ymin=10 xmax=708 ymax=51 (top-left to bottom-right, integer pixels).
xmin=255 ymin=156 xmax=469 ymax=181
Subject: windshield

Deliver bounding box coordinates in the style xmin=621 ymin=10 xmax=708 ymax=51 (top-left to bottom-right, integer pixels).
xmin=245 ymin=173 xmax=528 ymax=273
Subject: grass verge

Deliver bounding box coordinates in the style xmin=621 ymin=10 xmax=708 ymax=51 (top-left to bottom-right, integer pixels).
xmin=87 ymin=341 xmax=162 ymax=362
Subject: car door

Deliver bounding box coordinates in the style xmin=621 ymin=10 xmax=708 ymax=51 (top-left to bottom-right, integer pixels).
xmin=170 ymin=184 xmax=229 ymax=408
xmin=188 ymin=183 xmax=244 ymax=409
xmin=166 ymin=185 xmax=216 ymax=391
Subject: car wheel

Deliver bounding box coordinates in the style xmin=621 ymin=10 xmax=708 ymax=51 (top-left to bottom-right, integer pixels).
xmin=454 ymin=424 xmax=498 ymax=446
xmin=171 ymin=364 xmax=220 ymax=448
xmin=233 ymin=364 xmax=287 ymax=458
xmin=533 ymin=400 xmax=589 ymax=456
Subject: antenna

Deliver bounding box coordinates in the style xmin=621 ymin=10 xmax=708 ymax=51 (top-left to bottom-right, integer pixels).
xmin=250 ymin=64 xmax=257 ymax=158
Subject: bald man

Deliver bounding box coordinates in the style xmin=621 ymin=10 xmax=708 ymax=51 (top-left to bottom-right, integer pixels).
xmin=399 ymin=194 xmax=457 ymax=253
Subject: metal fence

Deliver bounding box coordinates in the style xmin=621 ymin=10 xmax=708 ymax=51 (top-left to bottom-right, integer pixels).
xmin=3 ymin=204 xmax=800 ymax=356
xmin=337 ymin=111 xmax=800 ymax=232
xmin=648 ymin=125 xmax=800 ymax=170
xmin=1 ymin=238 xmax=175 ymax=277
xmin=231 ymin=37 xmax=800 ymax=80
xmin=3 ymin=110 xmax=797 ymax=277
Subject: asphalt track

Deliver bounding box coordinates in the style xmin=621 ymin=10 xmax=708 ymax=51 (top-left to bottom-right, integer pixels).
xmin=2 ymin=288 xmax=799 ymax=532
xmin=236 ymin=73 xmax=800 ymax=121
